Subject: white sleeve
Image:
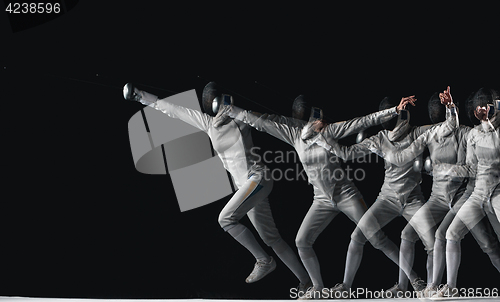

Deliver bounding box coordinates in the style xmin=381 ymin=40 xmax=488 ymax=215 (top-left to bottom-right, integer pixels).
xmin=152 ymin=99 xmax=212 ymax=132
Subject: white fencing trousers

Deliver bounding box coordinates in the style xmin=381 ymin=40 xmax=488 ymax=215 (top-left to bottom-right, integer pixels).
xmin=446 ymin=188 xmax=500 ymax=243
xmin=218 ymin=171 xmax=282 ymax=247
xmin=295 ymin=182 xmax=375 ymax=249
xmin=351 ymin=193 xmax=426 ymax=251
xmin=436 ymin=188 xmax=499 ymax=254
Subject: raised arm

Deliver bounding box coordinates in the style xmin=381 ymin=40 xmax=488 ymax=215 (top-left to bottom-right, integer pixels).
xmin=323 ymin=107 xmax=397 ymax=139
xmin=439 ymin=86 xmax=460 ymax=134
xmin=423 ymin=87 xmax=476 ymax=179
xmin=386 ymin=105 xmax=459 ymax=166
xmin=323 ymin=95 xmax=416 ymax=140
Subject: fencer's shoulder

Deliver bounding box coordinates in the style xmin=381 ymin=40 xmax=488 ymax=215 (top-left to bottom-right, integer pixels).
xmin=471 ymin=124 xmax=482 ymax=131
xmin=459 ymin=124 xmax=472 ymax=134
xmin=466 ymin=125 xmax=483 ymax=144
xmin=365 ymin=130 xmax=385 ymax=141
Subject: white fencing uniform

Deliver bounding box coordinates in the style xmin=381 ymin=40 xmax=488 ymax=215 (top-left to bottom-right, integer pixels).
xmin=323 ymin=115 xmax=436 ymax=291
xmin=445 ymin=120 xmax=500 ymax=242
xmin=150 ymin=100 xmax=281 ymax=238
xmin=231 ymin=107 xmax=398 ymax=290
xmin=145 ymin=98 xmax=317 ymax=287
xmin=432 ymin=116 xmax=500 ymax=290
xmin=386 ymin=107 xmax=500 ymax=288
xmin=328 ymin=123 xmax=434 ymax=248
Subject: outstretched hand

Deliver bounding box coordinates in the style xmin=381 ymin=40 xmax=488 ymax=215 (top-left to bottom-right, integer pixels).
xmin=439 ymin=86 xmax=454 ymax=107
xmin=397 ymin=95 xmax=417 ymax=113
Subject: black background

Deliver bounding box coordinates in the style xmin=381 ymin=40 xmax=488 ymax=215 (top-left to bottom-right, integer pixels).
xmin=1 ymin=1 xmax=500 ymax=299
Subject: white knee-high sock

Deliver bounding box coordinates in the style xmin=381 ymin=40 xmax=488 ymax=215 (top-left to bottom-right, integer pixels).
xmin=446 ymin=239 xmax=461 ymax=288
xmin=298 ymin=247 xmax=324 ymax=289
xmin=432 ymin=239 xmax=446 ymax=286
xmin=343 ymin=240 xmax=364 ymax=289
xmin=399 ymin=239 xmax=416 ymax=290
xmin=272 ymin=239 xmax=310 ymax=285
xmin=379 ymin=239 xmax=400 ymax=265
xmin=426 ymin=251 xmax=434 ymax=285
xmin=228 ymin=223 xmax=270 ymax=262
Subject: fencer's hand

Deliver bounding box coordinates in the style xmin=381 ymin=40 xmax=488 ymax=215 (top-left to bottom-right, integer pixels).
xmin=397 ymin=96 xmax=417 ymax=113
xmin=439 ymin=86 xmax=454 ymax=107
xmin=213 ymin=104 xmax=232 ymax=128
xmin=217 ymin=104 xmax=233 ymax=117
xmin=311 ymin=120 xmax=327 ymax=133
xmin=474 ymin=105 xmax=490 ymax=122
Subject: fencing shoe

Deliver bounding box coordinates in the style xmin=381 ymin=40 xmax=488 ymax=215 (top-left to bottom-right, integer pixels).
xmin=245 ymin=256 xmax=276 ymax=283
xmin=421 ymin=283 xmax=438 ymax=298
xmin=384 ymin=283 xmax=409 ymax=299
xmin=330 ymin=283 xmax=350 ymax=299
xmin=297 ymin=279 xmax=313 ymax=298
xmin=410 ymin=277 xmax=426 ymax=292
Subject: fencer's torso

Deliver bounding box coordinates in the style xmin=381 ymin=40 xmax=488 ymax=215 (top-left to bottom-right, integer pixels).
xmin=239 ymin=108 xmax=398 ymax=201
xmin=427 ymin=125 xmax=472 ymax=205
xmin=467 ymin=123 xmax=500 ymax=200
xmin=207 ymin=119 xmax=264 ymax=189
xmin=375 ymin=127 xmax=426 ymax=203
xmin=294 ymin=135 xmax=350 ymax=201
xmin=152 ymin=100 xmax=264 ymax=189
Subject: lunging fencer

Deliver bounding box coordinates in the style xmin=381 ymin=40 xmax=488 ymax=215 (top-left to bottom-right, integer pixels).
xmin=430 ymin=89 xmax=500 ymax=298
xmin=383 ymin=87 xmax=500 ymax=298
xmin=311 ymin=97 xmax=436 ymax=296
xmin=217 ymin=95 xmax=415 ymax=299
xmin=123 ymin=82 xmax=312 ymax=291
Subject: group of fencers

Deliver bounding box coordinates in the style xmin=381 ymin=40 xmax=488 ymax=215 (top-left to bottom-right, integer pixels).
xmin=124 ymin=81 xmax=500 ymax=299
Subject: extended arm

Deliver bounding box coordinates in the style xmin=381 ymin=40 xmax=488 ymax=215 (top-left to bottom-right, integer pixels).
xmin=229 ymin=108 xmax=299 ymax=146
xmin=124 ymin=84 xmax=211 ymax=132
xmin=314 ymin=132 xmax=382 ymax=161
xmin=323 ymin=106 xmax=397 ymax=139
xmin=323 ymin=95 xmax=417 ymax=139
xmin=152 ymin=99 xmax=211 ymax=132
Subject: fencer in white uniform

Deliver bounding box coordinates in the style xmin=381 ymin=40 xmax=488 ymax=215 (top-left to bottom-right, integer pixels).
xmin=311 ymin=97 xmax=435 ymax=296
xmin=123 ymin=82 xmax=312 ymax=292
xmin=430 ymin=90 xmax=500 ymax=298
xmin=384 ymin=87 xmax=500 ymax=298
xmin=219 ymin=96 xmax=413 ymax=299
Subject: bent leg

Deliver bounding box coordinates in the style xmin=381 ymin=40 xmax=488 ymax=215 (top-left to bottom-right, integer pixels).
xmin=351 ymin=197 xmax=401 ymax=280
xmin=248 ymin=197 xmax=309 ymax=284
xmin=445 ymin=196 xmax=487 ymax=287
xmin=296 ymin=199 xmax=339 ymax=289
xmin=218 ymin=173 xmax=273 ymax=262
xmin=335 ymin=190 xmax=369 ymax=289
